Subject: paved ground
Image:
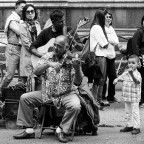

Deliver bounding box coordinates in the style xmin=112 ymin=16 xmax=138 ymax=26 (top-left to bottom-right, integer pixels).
xmin=0 ymin=80 xmax=144 ymax=143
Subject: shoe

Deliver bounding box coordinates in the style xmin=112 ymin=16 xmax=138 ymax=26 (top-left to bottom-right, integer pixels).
xmin=99 ymin=106 xmax=104 ymax=111
xmin=139 ymin=101 xmax=144 ymax=105
xmin=100 ymin=100 xmax=110 ymax=106
xmin=13 ymin=131 xmax=35 ymax=139
xmin=140 ymin=103 xmax=144 ymax=108
xmin=120 ymin=127 xmax=133 ymax=132
xmin=131 ymin=128 xmax=140 ymax=135
xmin=107 ymin=97 xmax=118 ymax=103
xmin=91 ymin=126 xmax=98 ymax=136
xmin=55 ymin=131 xmax=68 ymax=143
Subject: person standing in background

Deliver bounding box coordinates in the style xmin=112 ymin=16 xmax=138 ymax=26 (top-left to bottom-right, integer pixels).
xmin=102 ymin=10 xmax=123 ymax=105
xmin=131 ymin=16 xmax=144 ymax=108
xmin=0 ymin=0 xmax=26 ymax=101
xmin=90 ymin=9 xmax=109 ymax=107
xmin=19 ymin=4 xmax=42 ymax=91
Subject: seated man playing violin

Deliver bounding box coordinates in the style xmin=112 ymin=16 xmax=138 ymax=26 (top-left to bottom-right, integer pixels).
xmin=30 ymin=9 xmax=83 ymax=59
xmin=13 ymin=35 xmax=83 ymax=143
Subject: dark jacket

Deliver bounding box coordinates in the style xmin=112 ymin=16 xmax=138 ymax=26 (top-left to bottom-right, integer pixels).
xmin=132 ymin=26 xmax=144 ymax=56
xmin=78 ymin=77 xmax=100 ymax=129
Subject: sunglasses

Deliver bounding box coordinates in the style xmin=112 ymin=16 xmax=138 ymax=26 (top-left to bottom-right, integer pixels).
xmin=26 ymin=10 xmax=35 ymax=15
xmin=106 ymin=16 xmax=112 ymax=19
xmin=56 ymin=19 xmax=65 ymax=23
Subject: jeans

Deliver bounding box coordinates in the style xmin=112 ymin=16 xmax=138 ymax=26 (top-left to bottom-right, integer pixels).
xmin=20 ymin=76 xmax=42 ymax=91
xmin=0 ymin=44 xmax=21 ymax=90
xmin=92 ymin=56 xmax=107 ymax=103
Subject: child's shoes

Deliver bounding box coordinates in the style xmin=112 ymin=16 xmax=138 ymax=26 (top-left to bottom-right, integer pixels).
xmin=131 ymin=128 xmax=140 ymax=135
xmin=120 ymin=127 xmax=133 ymax=132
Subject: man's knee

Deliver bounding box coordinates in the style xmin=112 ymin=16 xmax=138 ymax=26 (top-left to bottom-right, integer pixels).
xmin=71 ymin=99 xmax=81 ymax=111
xmin=20 ymin=93 xmax=29 ymax=102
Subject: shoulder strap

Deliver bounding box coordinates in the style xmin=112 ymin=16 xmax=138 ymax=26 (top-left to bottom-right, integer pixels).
xmin=94 ymin=42 xmax=98 ymax=53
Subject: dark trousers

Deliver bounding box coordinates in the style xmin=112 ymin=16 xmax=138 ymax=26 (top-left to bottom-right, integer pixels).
xmin=102 ymin=58 xmax=117 ymax=100
xmin=138 ymin=66 xmax=144 ymax=104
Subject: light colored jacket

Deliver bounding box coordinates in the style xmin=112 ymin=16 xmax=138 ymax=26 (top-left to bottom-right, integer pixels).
xmin=19 ymin=20 xmax=41 ymax=76
xmin=4 ymin=11 xmax=21 ymax=45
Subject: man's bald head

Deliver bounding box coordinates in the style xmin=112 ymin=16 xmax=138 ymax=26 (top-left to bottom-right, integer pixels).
xmin=54 ymin=35 xmax=67 ymax=58
xmin=55 ymin=35 xmax=67 ymax=48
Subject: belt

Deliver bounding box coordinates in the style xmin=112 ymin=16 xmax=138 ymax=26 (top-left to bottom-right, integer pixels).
xmin=9 ymin=43 xmax=21 ymax=47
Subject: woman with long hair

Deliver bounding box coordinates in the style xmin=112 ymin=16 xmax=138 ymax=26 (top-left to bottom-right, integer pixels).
xmin=19 ymin=4 xmax=41 ymax=90
xmin=90 ymin=9 xmax=109 ymax=106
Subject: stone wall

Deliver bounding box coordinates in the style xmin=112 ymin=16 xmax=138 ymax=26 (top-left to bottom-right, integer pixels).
xmin=0 ymin=0 xmax=144 ymax=30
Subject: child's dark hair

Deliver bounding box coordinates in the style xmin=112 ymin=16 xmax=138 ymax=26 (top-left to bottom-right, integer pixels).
xmin=128 ymin=54 xmax=139 ymax=62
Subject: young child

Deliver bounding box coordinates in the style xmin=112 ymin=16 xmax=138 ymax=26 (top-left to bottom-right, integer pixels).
xmin=113 ymin=54 xmax=142 ymax=135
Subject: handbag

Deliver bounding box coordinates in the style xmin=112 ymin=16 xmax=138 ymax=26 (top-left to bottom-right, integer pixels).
xmin=82 ymin=38 xmax=103 ymax=82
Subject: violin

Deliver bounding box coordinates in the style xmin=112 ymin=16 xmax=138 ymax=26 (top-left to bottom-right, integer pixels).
xmin=60 ymin=50 xmax=84 ymax=67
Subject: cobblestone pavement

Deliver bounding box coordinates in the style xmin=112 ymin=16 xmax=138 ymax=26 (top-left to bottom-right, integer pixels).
xmin=0 ymin=91 xmax=143 ymax=144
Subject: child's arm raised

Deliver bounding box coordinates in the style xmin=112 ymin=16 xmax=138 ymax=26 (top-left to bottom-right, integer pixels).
xmin=113 ymin=73 xmax=125 ymax=85
xmin=128 ymin=68 xmax=140 ymax=84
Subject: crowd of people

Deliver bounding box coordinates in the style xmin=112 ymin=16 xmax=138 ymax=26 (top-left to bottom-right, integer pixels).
xmin=0 ymin=0 xmax=144 ymax=143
